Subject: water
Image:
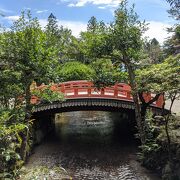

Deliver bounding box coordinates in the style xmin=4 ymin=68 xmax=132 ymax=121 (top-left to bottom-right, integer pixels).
xmin=26 ymin=111 xmax=160 ymax=180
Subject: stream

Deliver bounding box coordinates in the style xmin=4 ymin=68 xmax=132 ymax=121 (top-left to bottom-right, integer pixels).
xmin=25 ymin=111 xmax=160 ymax=180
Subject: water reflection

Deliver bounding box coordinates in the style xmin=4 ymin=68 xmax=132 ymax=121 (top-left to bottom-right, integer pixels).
xmin=55 ymin=111 xmax=117 ymax=144
xmin=27 ymin=111 xmax=160 ymax=180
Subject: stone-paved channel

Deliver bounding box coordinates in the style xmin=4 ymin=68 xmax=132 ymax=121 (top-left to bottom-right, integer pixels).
xmin=24 ymin=111 xmax=160 ymax=180
xmin=25 ymin=141 xmax=160 ymax=180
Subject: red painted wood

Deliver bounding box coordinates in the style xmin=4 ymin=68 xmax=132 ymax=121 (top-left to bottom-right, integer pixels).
xmin=31 ymin=80 xmax=164 ymax=108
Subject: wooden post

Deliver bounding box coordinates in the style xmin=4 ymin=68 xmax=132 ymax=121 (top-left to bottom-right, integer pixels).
xmin=127 ymin=91 xmax=131 ymax=99
xmin=114 ymin=85 xmax=118 ymax=97
xmin=74 ymin=88 xmax=78 ymax=96
xmin=88 ymin=88 xmax=91 ymax=96
xmin=61 ymin=84 xmax=65 ymax=93
xmin=156 ymin=94 xmax=164 ymax=108
xmin=101 ymin=88 xmax=105 ymax=95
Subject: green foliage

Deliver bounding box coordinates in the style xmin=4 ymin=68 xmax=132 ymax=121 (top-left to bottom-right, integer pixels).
xmin=138 ymin=113 xmax=163 ymax=171
xmin=167 ymin=0 xmax=180 ymax=20
xmin=0 ymin=11 xmax=64 ymax=179
xmin=0 ymin=10 xmax=62 ymax=91
xmin=0 ymin=110 xmax=27 ymax=179
xmin=70 ymin=16 xmax=111 ymax=64
xmin=91 ymin=58 xmax=128 ymax=88
xmin=45 ymin=13 xmax=73 ymax=63
xmin=164 ymin=25 xmax=180 ymax=56
xmin=136 ymin=54 xmax=180 ymax=94
xmin=110 ymin=0 xmax=147 ymax=64
xmin=0 ymin=68 xmax=23 ymax=109
xmin=57 ymin=61 xmax=95 ymax=81
xmin=20 ymin=166 xmax=70 ymax=180
xmin=142 ymin=38 xmax=163 ymax=65
xmin=80 ymin=30 xmax=110 ymax=62
xmin=32 ymin=85 xmax=64 ymax=104
xmin=139 ymin=114 xmax=180 ymax=179
xmin=0 ymin=3 xmax=178 ymax=180
xmin=108 ymin=0 xmax=148 ymax=145
xmin=0 ymin=108 xmax=25 ymax=125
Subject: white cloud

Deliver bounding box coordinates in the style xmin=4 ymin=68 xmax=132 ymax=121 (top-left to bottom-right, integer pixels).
xmin=0 ymin=7 xmax=13 ymax=13
xmin=24 ymin=7 xmax=31 ymax=10
xmin=98 ymin=6 xmax=107 ymax=9
xmin=2 ymin=16 xmax=87 ymax=36
xmin=3 ymin=15 xmax=172 ymax=44
xmin=135 ymin=0 xmax=169 ymax=8
xmin=36 ymin=10 xmax=48 ymax=14
xmin=144 ymin=21 xmax=172 ymax=44
xmin=4 ymin=15 xmax=20 ymax=21
xmin=39 ymin=19 xmax=87 ymax=37
xmin=49 ymin=19 xmax=171 ymax=43
xmin=62 ymin=0 xmax=121 ymax=8
xmin=61 ymin=20 xmax=87 ymax=36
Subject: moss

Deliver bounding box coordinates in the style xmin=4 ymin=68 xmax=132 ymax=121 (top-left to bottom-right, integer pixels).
xmin=19 ymin=166 xmax=71 ymax=180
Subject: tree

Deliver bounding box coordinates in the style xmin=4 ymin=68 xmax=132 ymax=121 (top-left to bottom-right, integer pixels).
xmin=46 ymin=13 xmax=59 ymax=37
xmin=87 ymin=16 xmax=98 ymax=33
xmin=108 ymin=1 xmax=147 ymax=144
xmin=91 ymin=58 xmax=128 ymax=88
xmin=0 ymin=11 xmax=61 ymax=160
xmin=166 ymin=0 xmax=180 ymax=20
xmin=71 ymin=16 xmax=111 ymax=64
xmin=137 ymin=54 xmax=180 ymax=178
xmin=143 ymin=38 xmax=163 ymax=64
xmin=57 ymin=61 xmax=95 ymax=81
xmin=45 ymin=13 xmax=73 ymax=64
xmin=164 ymin=25 xmax=180 ymax=56
xmin=164 ymin=0 xmax=180 ymax=56
xmin=136 ymin=54 xmax=180 ymax=152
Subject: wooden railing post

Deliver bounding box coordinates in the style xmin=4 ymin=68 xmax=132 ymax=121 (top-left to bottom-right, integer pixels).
xmin=88 ymin=88 xmax=91 ymax=96
xmin=143 ymin=92 xmax=151 ymax=103
xmin=101 ymin=88 xmax=105 ymax=95
xmin=74 ymin=88 xmax=78 ymax=96
xmin=114 ymin=84 xmax=118 ymax=97
xmin=156 ymin=94 xmax=164 ymax=108
xmin=61 ymin=84 xmax=65 ymax=93
xmin=127 ymin=91 xmax=131 ymax=99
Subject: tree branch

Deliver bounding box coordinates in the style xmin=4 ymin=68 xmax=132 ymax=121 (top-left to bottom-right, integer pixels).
xmin=147 ymin=93 xmax=161 ymax=105
xmin=138 ymin=92 xmax=146 ymax=104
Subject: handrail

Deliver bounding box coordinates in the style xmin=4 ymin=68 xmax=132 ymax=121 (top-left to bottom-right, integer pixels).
xmin=31 ymin=80 xmax=164 ymax=108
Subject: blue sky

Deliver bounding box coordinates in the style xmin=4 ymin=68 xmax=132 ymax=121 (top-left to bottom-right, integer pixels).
xmin=0 ymin=0 xmax=174 ymax=43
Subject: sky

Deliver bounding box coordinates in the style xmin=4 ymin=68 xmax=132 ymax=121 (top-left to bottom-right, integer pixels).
xmin=0 ymin=0 xmax=175 ymax=44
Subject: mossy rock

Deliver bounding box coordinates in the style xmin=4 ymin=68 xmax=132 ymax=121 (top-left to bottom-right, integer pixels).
xmin=19 ymin=166 xmax=72 ymax=180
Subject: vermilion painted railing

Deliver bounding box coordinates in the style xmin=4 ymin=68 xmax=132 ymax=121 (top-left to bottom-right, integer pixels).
xmin=31 ymin=80 xmax=164 ymax=108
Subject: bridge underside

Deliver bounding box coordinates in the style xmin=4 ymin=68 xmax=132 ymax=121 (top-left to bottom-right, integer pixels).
xmin=33 ymin=98 xmax=163 ymax=117
xmin=32 ymin=98 xmax=164 ymax=145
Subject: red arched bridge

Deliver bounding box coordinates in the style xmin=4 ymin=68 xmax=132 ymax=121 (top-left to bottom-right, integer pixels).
xmin=31 ymin=80 xmax=164 ymax=115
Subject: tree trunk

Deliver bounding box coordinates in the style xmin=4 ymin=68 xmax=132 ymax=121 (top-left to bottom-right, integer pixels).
xmin=141 ymin=102 xmax=148 ymax=122
xmin=165 ymin=96 xmax=175 ymax=162
xmin=20 ymin=84 xmax=32 ymax=161
xmin=126 ymin=64 xmax=146 ymax=144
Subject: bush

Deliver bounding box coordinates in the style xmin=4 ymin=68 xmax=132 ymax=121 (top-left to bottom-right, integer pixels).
xmin=58 ymin=61 xmax=95 ymax=81
xmin=138 ymin=114 xmax=180 ymax=179
xmin=0 ymin=110 xmax=32 ymax=179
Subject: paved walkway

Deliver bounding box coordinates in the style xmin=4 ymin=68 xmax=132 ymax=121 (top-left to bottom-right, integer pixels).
xmin=165 ymin=100 xmax=180 ymax=115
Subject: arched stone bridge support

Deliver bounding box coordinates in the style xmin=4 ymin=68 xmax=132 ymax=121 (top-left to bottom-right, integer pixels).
xmin=32 ymin=113 xmax=55 ymax=144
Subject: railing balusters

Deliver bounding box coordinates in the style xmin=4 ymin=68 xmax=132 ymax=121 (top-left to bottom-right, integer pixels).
xmin=31 ymin=80 xmax=164 ymax=108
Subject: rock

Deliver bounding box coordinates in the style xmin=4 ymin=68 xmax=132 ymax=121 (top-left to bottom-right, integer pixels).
xmin=164 ymin=163 xmax=172 ymax=174
xmin=35 ymin=129 xmax=45 ymax=144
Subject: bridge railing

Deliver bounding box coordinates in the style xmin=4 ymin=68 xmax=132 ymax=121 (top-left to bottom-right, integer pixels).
xmin=52 ymin=81 xmax=132 ymax=100
xmin=31 ymin=80 xmax=164 ymax=108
